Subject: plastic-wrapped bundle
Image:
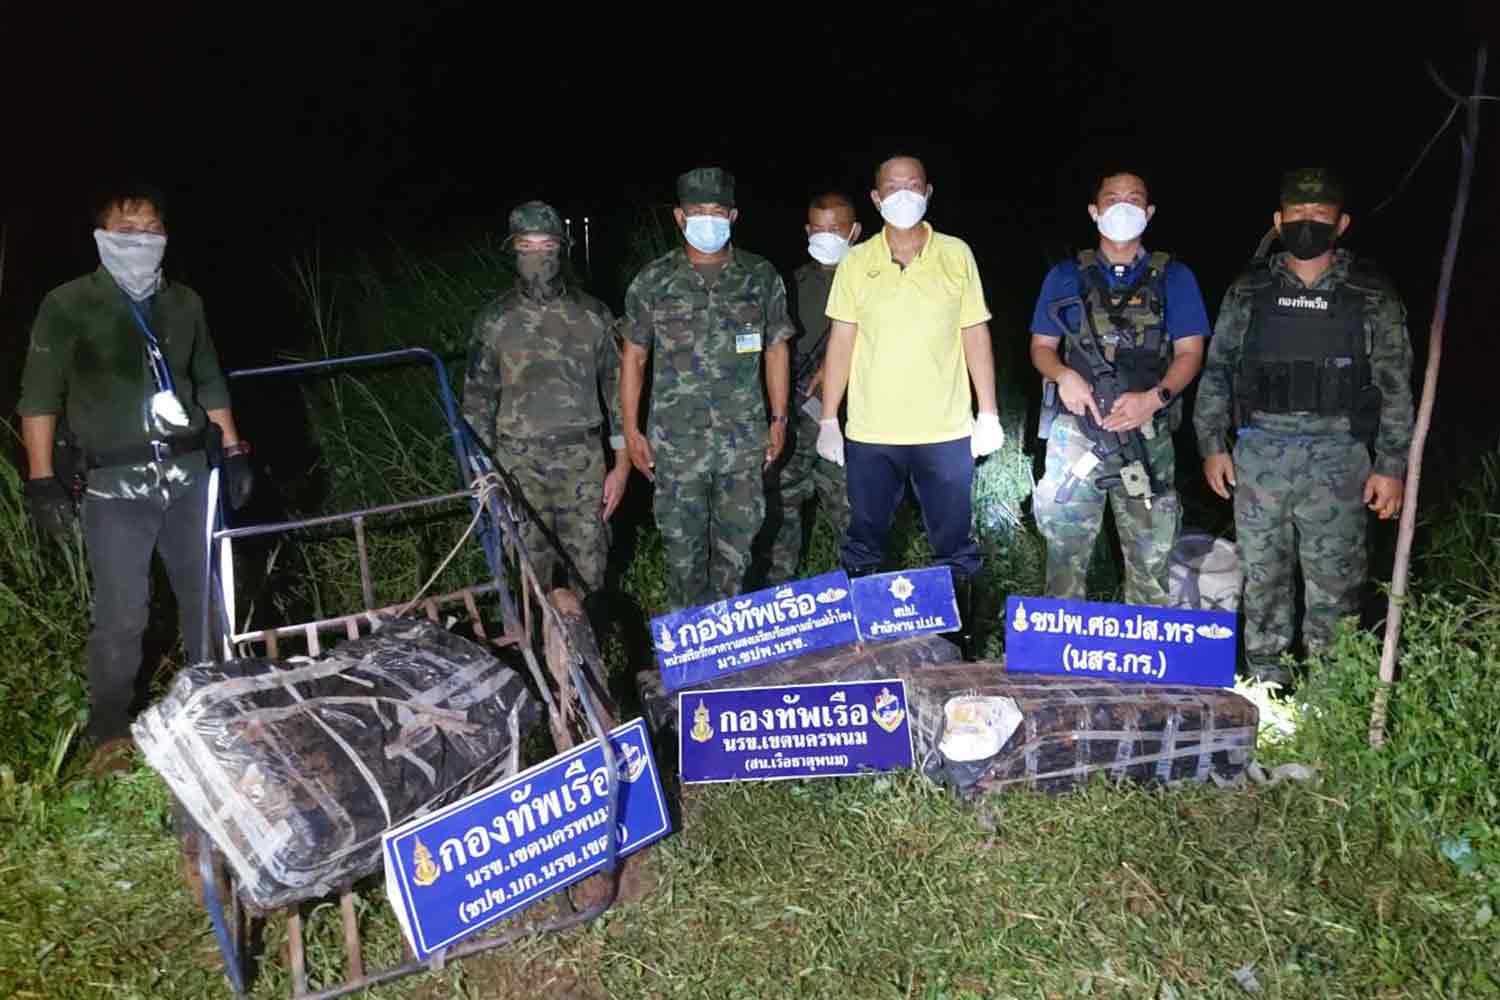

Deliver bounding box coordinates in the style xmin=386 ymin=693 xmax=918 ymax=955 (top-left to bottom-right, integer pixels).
xmin=135 ymin=616 xmax=540 ymax=912
xmin=1168 ymin=531 xmax=1243 ymax=613
xmin=899 ymin=664 xmax=1258 ymax=793
xmin=639 ymin=640 xmax=1256 ymax=794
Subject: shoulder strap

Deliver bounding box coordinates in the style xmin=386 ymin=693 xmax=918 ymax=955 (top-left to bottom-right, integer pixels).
xmin=1241 ymin=258 xmax=1276 ymax=292
xmin=1341 ymin=255 xmax=1396 ymax=296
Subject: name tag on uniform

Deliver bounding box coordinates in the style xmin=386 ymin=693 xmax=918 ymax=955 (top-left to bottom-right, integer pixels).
xmin=735 ymin=332 xmax=763 ymax=354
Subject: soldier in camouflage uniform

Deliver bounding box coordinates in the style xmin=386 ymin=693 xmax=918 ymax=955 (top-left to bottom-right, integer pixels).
xmin=462 ymin=201 xmax=628 ymax=594
xmin=1195 ymin=168 xmax=1413 ymax=685
xmin=759 ymin=192 xmax=856 ymax=582
xmin=621 ymin=167 xmax=795 ymax=609
xmin=17 ymin=184 xmax=253 ymax=771
xmin=1029 ymin=170 xmax=1210 ymax=605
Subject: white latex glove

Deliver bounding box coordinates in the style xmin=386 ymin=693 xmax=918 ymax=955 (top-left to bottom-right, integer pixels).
xmin=816 ymin=418 xmax=845 ymax=466
xmin=149 ymin=390 xmax=191 ymax=433
xmin=971 ymin=411 xmax=1004 ymax=458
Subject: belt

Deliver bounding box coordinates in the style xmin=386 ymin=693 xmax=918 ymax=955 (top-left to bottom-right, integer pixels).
xmin=499 ymin=425 xmax=602 ymax=448
xmin=87 ymin=431 xmax=207 ymax=470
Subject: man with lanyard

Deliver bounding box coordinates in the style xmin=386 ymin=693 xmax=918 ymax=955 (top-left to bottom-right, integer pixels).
xmin=1029 ymin=169 xmax=1208 ymax=605
xmin=1195 ymin=168 xmax=1412 ymax=686
xmin=462 ymin=200 xmax=629 ymax=598
xmin=816 ymin=155 xmax=1003 ymax=658
xmin=759 ymin=192 xmax=857 ymax=583
xmin=621 ymin=167 xmax=795 ymax=609
xmin=17 ymin=184 xmax=253 ymax=773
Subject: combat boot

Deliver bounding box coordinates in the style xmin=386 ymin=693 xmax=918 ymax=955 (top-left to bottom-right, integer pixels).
xmin=952 ymin=573 xmax=980 ymax=661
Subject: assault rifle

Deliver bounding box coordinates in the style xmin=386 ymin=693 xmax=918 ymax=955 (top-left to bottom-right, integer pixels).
xmin=1043 ymin=295 xmax=1169 ymax=508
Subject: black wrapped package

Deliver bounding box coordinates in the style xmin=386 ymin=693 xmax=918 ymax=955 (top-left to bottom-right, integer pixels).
xmin=134 ymin=616 xmax=540 ymax=911
xmin=639 ymin=640 xmax=1257 ymax=794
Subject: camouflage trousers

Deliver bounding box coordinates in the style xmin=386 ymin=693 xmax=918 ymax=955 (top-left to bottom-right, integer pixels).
xmin=1233 ymin=428 xmax=1370 ymax=671
xmin=1033 ymin=413 xmax=1180 ymax=605
xmin=760 ymin=408 xmax=850 ymax=584
xmin=653 ymin=438 xmax=764 ymax=611
xmin=496 ymin=437 xmax=608 ymax=593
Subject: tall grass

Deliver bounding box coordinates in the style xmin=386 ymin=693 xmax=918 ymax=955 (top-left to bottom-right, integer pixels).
xmin=0 ymin=456 xmax=90 ymax=786
xmin=238 ymin=248 xmax=514 ymax=630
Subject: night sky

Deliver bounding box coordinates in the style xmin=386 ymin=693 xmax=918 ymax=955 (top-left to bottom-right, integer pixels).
xmin=4 ymin=2 xmax=1496 ymax=478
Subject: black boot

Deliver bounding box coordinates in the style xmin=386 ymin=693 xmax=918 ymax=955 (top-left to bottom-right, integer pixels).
xmin=952 ymin=573 xmax=979 ymax=661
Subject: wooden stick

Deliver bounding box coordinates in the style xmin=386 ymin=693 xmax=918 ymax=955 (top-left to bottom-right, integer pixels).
xmin=1371 ymin=46 xmax=1488 ymax=746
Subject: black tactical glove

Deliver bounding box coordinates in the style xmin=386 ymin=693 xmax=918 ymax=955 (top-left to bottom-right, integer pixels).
xmin=223 ymin=444 xmax=254 ymax=511
xmin=23 ymin=476 xmax=77 ymax=544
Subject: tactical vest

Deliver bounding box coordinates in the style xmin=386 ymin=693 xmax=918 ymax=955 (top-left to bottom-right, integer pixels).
xmin=1070 ymin=249 xmax=1174 ymax=393
xmin=1233 ymin=260 xmax=1377 ymax=425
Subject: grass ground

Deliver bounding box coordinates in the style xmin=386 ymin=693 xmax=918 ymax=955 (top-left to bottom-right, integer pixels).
xmin=3 ymin=244 xmax=1498 ymax=999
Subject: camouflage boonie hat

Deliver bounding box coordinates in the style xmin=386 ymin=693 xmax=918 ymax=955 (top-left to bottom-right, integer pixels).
xmin=676 ymin=166 xmax=735 ymax=207
xmin=1279 ymin=167 xmax=1345 ymax=208
xmin=507 ymin=200 xmax=567 ymax=242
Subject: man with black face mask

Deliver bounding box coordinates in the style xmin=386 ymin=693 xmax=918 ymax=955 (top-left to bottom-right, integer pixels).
xmin=1195 ymin=168 xmax=1414 ymax=686
xmin=462 ymin=201 xmax=629 ymax=597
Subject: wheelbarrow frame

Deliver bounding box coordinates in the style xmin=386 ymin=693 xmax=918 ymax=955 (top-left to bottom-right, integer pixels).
xmin=188 ymin=348 xmax=623 ymax=997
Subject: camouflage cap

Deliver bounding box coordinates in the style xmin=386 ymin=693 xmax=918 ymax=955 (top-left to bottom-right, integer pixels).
xmin=676 ymin=166 xmax=735 ymax=207
xmin=1279 ymin=167 xmax=1346 ymax=208
xmin=507 ymin=200 xmax=567 ymax=242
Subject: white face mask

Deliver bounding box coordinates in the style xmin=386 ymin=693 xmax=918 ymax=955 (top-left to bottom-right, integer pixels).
xmin=807 ymin=231 xmax=852 ymax=265
xmin=683 ymin=214 xmax=732 ymax=254
xmin=1093 ymin=202 xmax=1149 ymax=242
xmin=95 ymin=229 xmax=166 ymax=302
xmin=878 ymin=190 xmax=927 ymax=230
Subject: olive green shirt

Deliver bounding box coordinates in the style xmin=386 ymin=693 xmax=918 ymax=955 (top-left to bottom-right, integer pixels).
xmin=18 ymin=267 xmax=230 ymax=453
xmin=17 ymin=268 xmax=230 ymax=500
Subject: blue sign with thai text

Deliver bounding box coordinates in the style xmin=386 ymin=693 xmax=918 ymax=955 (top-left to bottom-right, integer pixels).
xmin=851 ymin=567 xmax=960 ymax=642
xmin=652 ymin=571 xmax=860 ymax=691
xmin=1004 ymin=595 xmax=1236 ymax=687
xmin=679 ymin=680 xmax=915 ymax=783
xmin=382 ymin=718 xmax=670 ymax=961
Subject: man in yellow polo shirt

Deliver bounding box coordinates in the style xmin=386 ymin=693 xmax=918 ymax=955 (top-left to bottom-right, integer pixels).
xmin=816 ymin=155 xmax=1002 ymax=657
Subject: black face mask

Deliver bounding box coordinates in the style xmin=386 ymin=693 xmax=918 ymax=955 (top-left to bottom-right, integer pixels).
xmin=1280 ymin=220 xmax=1338 ymax=261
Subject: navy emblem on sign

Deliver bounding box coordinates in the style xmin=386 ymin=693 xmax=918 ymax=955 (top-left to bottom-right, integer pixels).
xmin=850 ymin=567 xmax=960 ymax=642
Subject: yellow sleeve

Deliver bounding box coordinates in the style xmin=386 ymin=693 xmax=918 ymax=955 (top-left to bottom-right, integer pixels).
xmin=957 ymin=243 xmax=992 ymax=329
xmin=825 ymin=256 xmax=858 ymax=324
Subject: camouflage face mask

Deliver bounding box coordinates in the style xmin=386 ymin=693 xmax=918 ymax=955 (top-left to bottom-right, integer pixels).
xmin=516 ymin=249 xmax=562 ymax=300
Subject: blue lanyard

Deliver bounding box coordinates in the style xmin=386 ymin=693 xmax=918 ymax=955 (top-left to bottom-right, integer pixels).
xmin=126 ymin=298 xmax=176 ymax=393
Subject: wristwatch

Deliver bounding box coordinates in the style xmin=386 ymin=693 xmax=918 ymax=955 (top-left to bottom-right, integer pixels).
xmin=769 ymin=414 xmax=789 ymax=425
xmin=1156 ymin=386 xmax=1174 ymax=406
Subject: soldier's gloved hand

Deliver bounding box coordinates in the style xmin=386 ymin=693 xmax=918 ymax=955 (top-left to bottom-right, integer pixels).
xmin=815 ymin=418 xmax=844 ymax=466
xmin=23 ymin=476 xmax=77 ymax=544
xmin=971 ymin=411 xmax=1004 ymax=458
xmin=223 ymin=444 xmax=254 ymax=511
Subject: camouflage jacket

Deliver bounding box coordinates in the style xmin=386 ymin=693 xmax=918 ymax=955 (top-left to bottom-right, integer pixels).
xmin=789 ymin=260 xmax=836 ymax=386
xmin=17 ymin=268 xmax=229 ymax=501
xmin=1195 ymin=250 xmax=1414 ymax=479
xmin=623 ymin=247 xmax=795 ymax=450
xmin=462 ymin=285 xmax=624 ymax=452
